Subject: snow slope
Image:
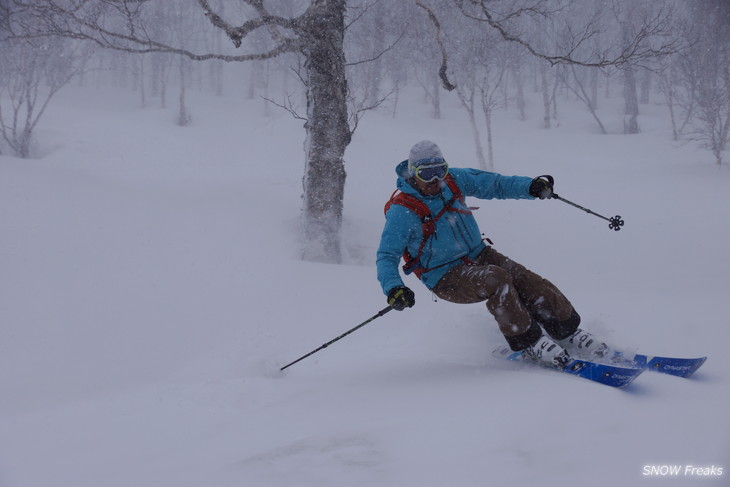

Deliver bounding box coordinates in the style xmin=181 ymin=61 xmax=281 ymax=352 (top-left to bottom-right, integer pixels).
xmin=1 ymin=83 xmax=728 ymax=487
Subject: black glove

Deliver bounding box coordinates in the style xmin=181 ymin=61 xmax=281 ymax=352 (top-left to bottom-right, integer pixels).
xmin=387 ymin=286 xmax=415 ymax=311
xmin=529 ymin=175 xmax=554 ymax=199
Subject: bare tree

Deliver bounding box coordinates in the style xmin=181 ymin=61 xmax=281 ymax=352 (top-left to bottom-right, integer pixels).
xmin=416 ymin=0 xmax=680 ymax=142
xmin=617 ymin=1 xmax=643 ymax=134
xmin=657 ymin=56 xmax=693 ymax=142
xmin=0 ymin=35 xmax=87 ymax=157
xmin=445 ymin=25 xmax=489 ymax=168
xmin=563 ymin=64 xmax=608 ymax=134
xmin=674 ymin=0 xmax=730 ymax=165
xmin=444 ymin=19 xmax=508 ymax=169
xmin=478 ymin=50 xmax=509 ymax=168
xmin=6 ymin=0 xmax=355 ymax=263
xmin=454 ymin=76 xmax=488 ymax=169
xmin=424 ymin=0 xmax=681 ymax=94
xmin=341 ymin=1 xmax=404 ymax=130
xmin=507 ymin=43 xmax=527 ymax=122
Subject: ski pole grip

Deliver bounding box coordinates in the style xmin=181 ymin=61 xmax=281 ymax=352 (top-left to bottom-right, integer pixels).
xmin=537 ymin=175 xmax=555 ymax=198
xmin=540 ymin=175 xmax=554 ymax=187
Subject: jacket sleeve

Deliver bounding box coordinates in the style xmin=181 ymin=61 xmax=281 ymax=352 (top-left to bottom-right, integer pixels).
xmin=376 ymin=204 xmax=420 ymax=295
xmin=450 ymin=168 xmax=535 ymax=200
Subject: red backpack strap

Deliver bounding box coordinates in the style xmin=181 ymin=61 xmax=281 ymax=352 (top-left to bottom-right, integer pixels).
xmin=384 ymin=191 xmax=434 ymax=277
xmin=444 ymin=174 xmax=478 ymax=212
xmin=445 ymin=174 xmax=461 ymax=199
xmin=384 ymin=175 xmax=463 ymax=217
xmin=385 ymin=191 xmax=428 ymax=217
xmin=385 ymin=192 xmax=436 ymax=236
xmin=383 ymin=189 xmax=399 ymax=215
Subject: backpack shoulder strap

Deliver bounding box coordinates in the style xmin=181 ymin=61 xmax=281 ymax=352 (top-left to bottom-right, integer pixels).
xmin=444 ymin=174 xmax=461 ymax=199
xmin=443 ymin=173 xmax=478 ymax=212
xmin=384 ymin=190 xmax=431 ymax=219
xmin=383 ymin=190 xmax=436 ymax=278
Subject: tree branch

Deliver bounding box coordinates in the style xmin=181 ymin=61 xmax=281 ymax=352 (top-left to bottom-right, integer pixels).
xmin=457 ymin=0 xmax=680 ymax=68
xmin=415 ymin=0 xmax=456 ymax=91
xmin=197 ymin=0 xmax=298 ymax=49
xmin=7 ymin=0 xmax=302 ymax=63
xmin=346 ymin=30 xmax=405 ymax=67
xmin=261 ymin=93 xmax=307 ymax=121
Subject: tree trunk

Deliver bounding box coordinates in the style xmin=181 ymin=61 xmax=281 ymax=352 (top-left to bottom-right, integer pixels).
xmin=512 ymin=63 xmax=526 ymax=121
xmin=590 ymin=67 xmax=599 ymax=110
xmin=456 ymin=86 xmax=487 ymax=170
xmin=137 ymin=55 xmax=146 ymax=108
xmin=468 ymin=107 xmax=487 ymax=170
xmin=431 ymin=73 xmax=441 ymax=119
xmin=540 ymin=62 xmax=550 ymax=129
xmin=367 ymin=11 xmax=385 ymax=108
xmin=299 ymin=0 xmax=350 ymax=263
xmin=177 ymin=58 xmax=191 ymax=126
xmin=483 ymin=105 xmax=495 ymax=170
xmin=19 ymin=129 xmax=32 ymax=159
xmin=623 ymin=64 xmax=640 ymax=134
xmin=658 ymin=68 xmax=679 ymax=141
xmin=639 ymin=67 xmax=651 ymax=104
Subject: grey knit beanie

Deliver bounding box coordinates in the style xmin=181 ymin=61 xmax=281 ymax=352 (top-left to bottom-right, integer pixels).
xmin=408 ymin=140 xmax=445 ymax=175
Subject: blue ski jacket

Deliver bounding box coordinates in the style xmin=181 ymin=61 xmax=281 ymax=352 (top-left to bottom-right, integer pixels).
xmin=377 ymin=160 xmax=535 ymax=294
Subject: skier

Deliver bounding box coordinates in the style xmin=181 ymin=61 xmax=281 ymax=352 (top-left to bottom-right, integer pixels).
xmin=377 ymin=140 xmax=607 ymax=368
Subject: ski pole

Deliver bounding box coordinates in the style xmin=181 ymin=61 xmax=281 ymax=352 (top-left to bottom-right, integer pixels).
xmin=551 ymin=192 xmax=625 ymax=231
xmin=538 ymin=176 xmax=624 ymax=231
xmin=280 ymin=305 xmax=393 ymax=371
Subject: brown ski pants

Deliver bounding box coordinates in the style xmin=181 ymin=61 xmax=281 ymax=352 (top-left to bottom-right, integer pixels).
xmin=431 ymin=247 xmax=578 ymax=347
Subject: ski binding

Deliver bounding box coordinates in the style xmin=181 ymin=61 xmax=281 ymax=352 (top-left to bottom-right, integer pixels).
xmin=492 ymin=345 xmax=644 ymax=388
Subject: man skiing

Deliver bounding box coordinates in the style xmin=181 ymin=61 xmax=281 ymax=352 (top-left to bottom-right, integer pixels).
xmin=377 ymin=140 xmax=607 ymax=368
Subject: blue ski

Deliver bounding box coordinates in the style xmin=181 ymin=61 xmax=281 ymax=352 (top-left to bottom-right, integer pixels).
xmin=616 ymin=353 xmax=707 ymax=378
xmin=492 ymin=345 xmax=644 ymax=388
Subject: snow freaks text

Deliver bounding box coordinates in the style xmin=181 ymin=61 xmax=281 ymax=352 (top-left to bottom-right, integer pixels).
xmin=642 ymin=465 xmax=723 ymax=477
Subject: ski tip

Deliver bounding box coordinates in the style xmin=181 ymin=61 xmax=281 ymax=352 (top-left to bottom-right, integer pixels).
xmin=645 ymin=355 xmax=708 ymax=378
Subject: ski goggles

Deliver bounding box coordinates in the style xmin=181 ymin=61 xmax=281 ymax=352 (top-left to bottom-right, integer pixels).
xmin=412 ymin=159 xmax=449 ymax=182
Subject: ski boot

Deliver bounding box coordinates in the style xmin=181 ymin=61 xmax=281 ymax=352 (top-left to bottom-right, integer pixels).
xmin=524 ymin=335 xmax=572 ymax=369
xmin=557 ymin=328 xmax=609 ymax=360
